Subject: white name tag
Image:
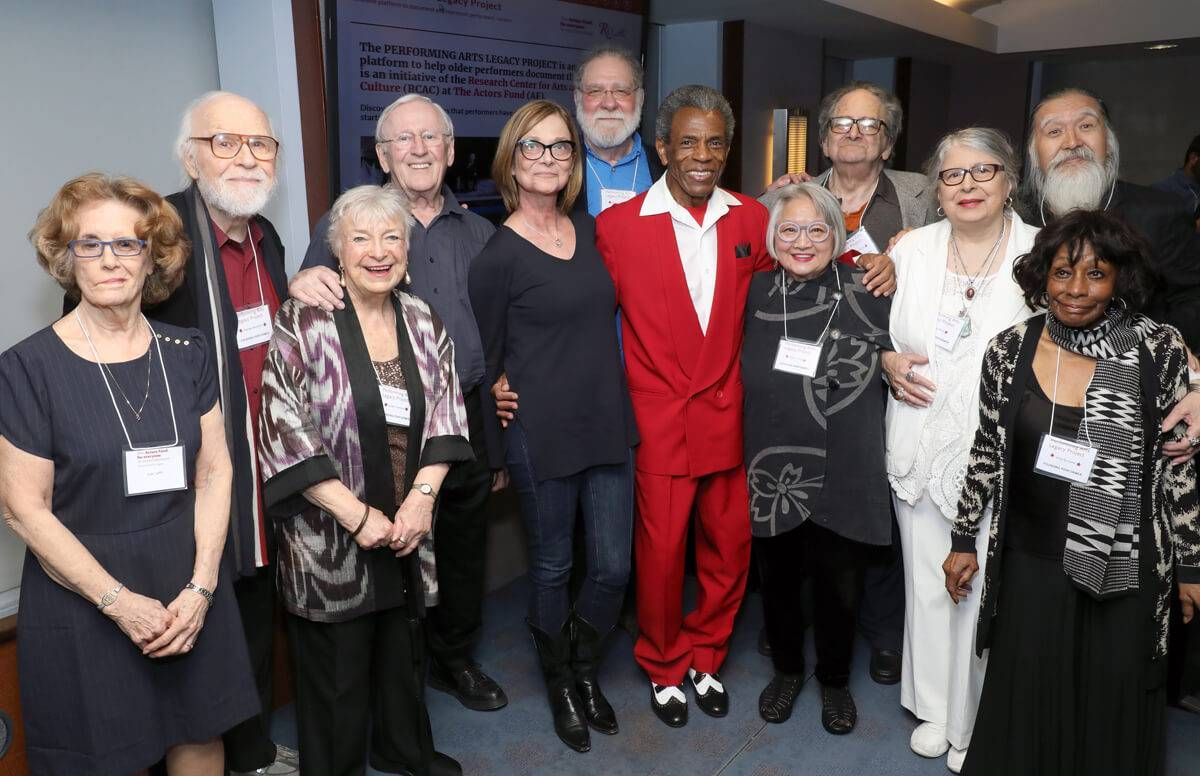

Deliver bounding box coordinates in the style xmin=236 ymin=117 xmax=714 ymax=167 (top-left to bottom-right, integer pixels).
xmin=236 ymin=304 xmax=273 ymax=350
xmin=1034 ymin=434 xmax=1097 ymax=484
xmin=380 ymin=384 xmax=411 ymax=427
xmin=845 ymin=227 xmax=880 ymax=257
xmin=934 ymin=312 xmax=965 ymax=351
xmin=123 ymin=445 xmax=187 ymax=496
xmin=773 ymin=337 xmax=823 ymax=377
xmin=600 ymin=188 xmax=636 ymax=211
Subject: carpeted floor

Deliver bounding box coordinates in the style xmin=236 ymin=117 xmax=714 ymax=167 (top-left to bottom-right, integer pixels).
xmin=271 ymin=576 xmax=1200 ymax=775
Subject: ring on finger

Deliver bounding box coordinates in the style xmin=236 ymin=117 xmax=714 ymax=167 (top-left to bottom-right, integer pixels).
xmin=1188 ymin=435 xmax=1200 ymax=448
xmin=895 ymin=387 xmax=907 ymax=400
xmin=905 ymin=369 xmax=915 ymax=382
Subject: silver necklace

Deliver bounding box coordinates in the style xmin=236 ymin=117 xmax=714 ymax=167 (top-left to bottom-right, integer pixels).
xmin=522 ymin=215 xmax=563 ymax=249
xmin=79 ymin=312 xmax=154 ymax=421
xmin=949 ymin=217 xmax=1007 ymax=338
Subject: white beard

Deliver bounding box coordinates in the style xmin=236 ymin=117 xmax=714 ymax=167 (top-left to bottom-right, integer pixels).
xmin=576 ymin=97 xmax=643 ymax=151
xmin=1040 ymin=147 xmax=1117 ymax=217
xmin=197 ymin=172 xmax=276 ymax=219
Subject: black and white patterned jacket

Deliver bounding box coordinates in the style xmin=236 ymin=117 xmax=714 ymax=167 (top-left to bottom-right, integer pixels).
xmin=951 ymin=314 xmax=1200 ymax=659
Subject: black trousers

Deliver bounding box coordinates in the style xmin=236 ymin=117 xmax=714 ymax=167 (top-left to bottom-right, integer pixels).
xmin=223 ymin=567 xmax=278 ymax=771
xmin=426 ymin=387 xmax=492 ymax=670
xmin=856 ymin=509 xmax=905 ymax=652
xmin=287 ymin=608 xmax=434 ymax=776
xmin=756 ymin=521 xmax=868 ymax=687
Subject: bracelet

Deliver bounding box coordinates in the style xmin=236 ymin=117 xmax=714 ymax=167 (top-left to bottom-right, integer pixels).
xmin=97 ymin=582 xmax=124 ymax=610
xmin=184 ymin=581 xmax=215 ymax=607
xmin=350 ymin=503 xmax=371 ymax=538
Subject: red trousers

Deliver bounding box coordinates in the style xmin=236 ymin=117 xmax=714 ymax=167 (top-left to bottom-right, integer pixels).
xmin=633 ymin=465 xmax=751 ymax=685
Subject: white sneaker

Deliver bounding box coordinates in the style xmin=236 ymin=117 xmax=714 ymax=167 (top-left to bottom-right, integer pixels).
xmin=946 ymin=745 xmax=968 ymax=773
xmin=910 ymin=721 xmax=951 ymax=758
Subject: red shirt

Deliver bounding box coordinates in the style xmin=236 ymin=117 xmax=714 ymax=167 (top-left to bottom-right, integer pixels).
xmin=213 ymin=218 xmax=280 ymax=563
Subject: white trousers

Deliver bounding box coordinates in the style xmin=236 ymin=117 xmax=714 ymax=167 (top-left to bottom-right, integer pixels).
xmin=896 ymin=493 xmax=990 ymax=750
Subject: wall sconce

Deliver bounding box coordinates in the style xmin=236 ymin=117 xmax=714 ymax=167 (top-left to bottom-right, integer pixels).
xmin=772 ymin=108 xmax=808 ymax=179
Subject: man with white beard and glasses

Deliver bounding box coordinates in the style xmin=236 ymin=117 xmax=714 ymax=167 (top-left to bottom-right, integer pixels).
xmin=1025 ymin=86 xmax=1200 ymax=715
xmin=1024 ymin=88 xmax=1200 ymax=349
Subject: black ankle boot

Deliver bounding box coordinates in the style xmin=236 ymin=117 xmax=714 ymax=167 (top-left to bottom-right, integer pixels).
xmin=570 ymin=613 xmax=618 ymax=735
xmin=527 ymin=619 xmax=591 ymax=752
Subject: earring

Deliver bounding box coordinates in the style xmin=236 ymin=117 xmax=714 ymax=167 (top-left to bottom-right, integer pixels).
xmin=936 ymin=206 xmax=945 ymax=217
xmin=404 ymin=271 xmax=412 ymax=286
xmin=338 ymin=265 xmax=346 ymax=287
xmin=1005 ymin=195 xmax=1014 ymax=209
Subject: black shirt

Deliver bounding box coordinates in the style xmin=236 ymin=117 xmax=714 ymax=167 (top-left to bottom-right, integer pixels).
xmin=468 ymin=211 xmax=637 ymax=480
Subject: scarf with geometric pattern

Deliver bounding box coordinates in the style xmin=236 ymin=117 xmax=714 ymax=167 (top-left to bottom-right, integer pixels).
xmin=1046 ymin=305 xmax=1154 ymax=597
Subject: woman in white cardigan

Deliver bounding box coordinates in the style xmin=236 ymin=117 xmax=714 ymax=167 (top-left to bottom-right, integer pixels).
xmin=881 ymin=127 xmax=1038 ymax=773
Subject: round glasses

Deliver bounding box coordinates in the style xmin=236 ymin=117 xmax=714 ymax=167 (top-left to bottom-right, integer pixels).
xmin=518 ymin=139 xmax=575 ymax=161
xmin=776 ymin=221 xmax=832 ymax=243
xmin=828 ymin=116 xmax=886 ymax=136
xmin=191 ymin=133 xmax=279 ymax=161
xmin=67 ymin=237 xmax=147 ymax=259
xmin=937 ymin=163 xmax=1004 ymax=186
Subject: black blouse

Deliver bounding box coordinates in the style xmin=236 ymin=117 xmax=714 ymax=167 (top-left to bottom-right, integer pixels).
xmin=469 ymin=211 xmax=637 ymax=481
xmin=742 ymin=265 xmax=893 ymax=543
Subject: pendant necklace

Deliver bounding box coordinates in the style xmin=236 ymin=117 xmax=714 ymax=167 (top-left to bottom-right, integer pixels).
xmin=79 ymin=311 xmax=155 ymax=421
xmin=522 ymin=215 xmax=563 ymax=249
xmin=949 ymin=217 xmax=1006 ymax=338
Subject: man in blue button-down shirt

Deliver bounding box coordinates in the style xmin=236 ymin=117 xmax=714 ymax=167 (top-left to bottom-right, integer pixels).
xmin=289 ymin=94 xmax=509 ymax=714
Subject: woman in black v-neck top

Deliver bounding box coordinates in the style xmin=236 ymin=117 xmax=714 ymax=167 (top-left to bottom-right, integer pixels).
xmin=468 ymin=100 xmax=636 ymax=752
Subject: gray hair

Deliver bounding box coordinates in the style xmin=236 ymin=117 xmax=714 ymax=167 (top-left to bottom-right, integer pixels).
xmin=326 ymin=185 xmax=414 ymax=255
xmin=374 ymin=94 xmax=455 ymax=143
xmin=174 ymin=91 xmax=276 ymax=173
xmin=654 ymin=84 xmax=735 ymax=144
xmin=762 ymin=183 xmax=847 ymax=261
xmin=818 ymin=81 xmax=903 ymax=147
xmin=1021 ymin=87 xmax=1120 ymax=202
xmin=924 ymin=127 xmax=1021 ymax=194
xmin=573 ymin=45 xmax=644 ymax=91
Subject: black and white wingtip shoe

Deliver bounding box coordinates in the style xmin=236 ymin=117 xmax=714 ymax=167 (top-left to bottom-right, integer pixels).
xmin=650 ymin=681 xmax=688 ymax=727
xmin=688 ymin=668 xmax=728 ymax=718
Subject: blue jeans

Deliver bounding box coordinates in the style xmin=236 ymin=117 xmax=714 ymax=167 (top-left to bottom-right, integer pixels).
xmin=505 ymin=421 xmax=633 ymax=634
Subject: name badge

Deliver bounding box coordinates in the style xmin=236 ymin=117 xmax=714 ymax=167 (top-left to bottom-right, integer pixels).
xmin=773 ymin=337 xmax=823 ymax=377
xmin=380 ymin=384 xmax=411 ymax=427
xmin=845 ymin=227 xmax=880 ymax=257
xmin=123 ymin=445 xmax=187 ymax=497
xmin=934 ymin=312 xmax=965 ymax=351
xmin=1034 ymin=434 xmax=1097 ymax=484
xmin=236 ymin=304 xmax=273 ymax=350
xmin=600 ymin=188 xmax=636 ymax=211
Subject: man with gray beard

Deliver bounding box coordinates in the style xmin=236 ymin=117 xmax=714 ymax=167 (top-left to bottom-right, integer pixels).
xmin=1024 ymin=88 xmax=1200 ymax=349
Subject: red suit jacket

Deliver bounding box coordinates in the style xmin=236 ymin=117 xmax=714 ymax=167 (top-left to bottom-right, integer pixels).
xmin=596 ymin=186 xmax=771 ymax=478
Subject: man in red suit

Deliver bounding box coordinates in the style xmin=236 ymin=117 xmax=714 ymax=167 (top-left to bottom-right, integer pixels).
xmin=596 ymin=84 xmax=772 ymax=727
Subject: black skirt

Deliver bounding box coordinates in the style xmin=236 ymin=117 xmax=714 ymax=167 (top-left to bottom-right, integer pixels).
xmin=962 ymin=550 xmax=1165 ymax=776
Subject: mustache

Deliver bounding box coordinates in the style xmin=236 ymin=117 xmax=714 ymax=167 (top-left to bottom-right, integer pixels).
xmin=1049 ymin=145 xmax=1098 ymax=169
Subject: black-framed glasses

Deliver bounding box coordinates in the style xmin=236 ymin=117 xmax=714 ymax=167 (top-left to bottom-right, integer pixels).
xmin=828 ymin=116 xmax=887 ymax=135
xmin=67 ymin=237 xmax=147 ymax=259
xmin=579 ymin=86 xmax=637 ymax=101
xmin=191 ymin=133 xmax=279 ymax=161
xmin=937 ymin=163 xmax=1005 ymax=185
xmin=776 ymin=221 xmax=832 ymax=243
xmin=517 ymin=139 xmax=575 ymax=161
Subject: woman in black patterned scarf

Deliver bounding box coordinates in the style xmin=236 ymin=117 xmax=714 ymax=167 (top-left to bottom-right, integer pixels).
xmin=945 ymin=209 xmax=1200 ymax=776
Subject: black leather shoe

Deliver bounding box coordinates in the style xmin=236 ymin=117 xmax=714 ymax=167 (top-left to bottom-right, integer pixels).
xmin=428 ymin=660 xmax=509 ymax=711
xmin=869 ymin=648 xmax=902 ymax=685
xmin=570 ymin=613 xmax=618 ymax=734
xmin=758 ymin=672 xmax=804 ymax=723
xmin=387 ymin=751 xmax=463 ymax=776
xmin=688 ymin=669 xmax=728 ymax=717
xmin=820 ymin=685 xmax=857 ymax=734
xmin=650 ymin=682 xmax=688 ymax=727
xmin=757 ymin=627 xmax=772 ymax=658
xmin=528 ymin=620 xmax=591 ymax=752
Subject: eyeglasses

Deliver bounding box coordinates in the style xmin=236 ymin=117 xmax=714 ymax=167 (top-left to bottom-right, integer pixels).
xmin=776 ymin=221 xmax=832 ymax=243
xmin=937 ymin=163 xmax=1005 ymax=185
xmin=191 ymin=133 xmax=279 ymax=161
xmin=517 ymin=139 xmax=575 ymax=161
xmin=579 ymin=86 xmax=637 ymax=101
xmin=67 ymin=237 xmax=147 ymax=259
xmin=828 ymin=116 xmax=887 ymax=136
xmin=379 ymin=131 xmax=449 ymax=149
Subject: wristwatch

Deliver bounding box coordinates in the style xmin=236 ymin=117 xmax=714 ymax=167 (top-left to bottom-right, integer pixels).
xmin=413 ymin=482 xmax=438 ymax=498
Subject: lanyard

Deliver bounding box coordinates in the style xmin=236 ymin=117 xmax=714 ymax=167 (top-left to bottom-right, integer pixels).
xmin=825 ymin=171 xmax=879 ymax=233
xmin=1048 ymin=345 xmax=1093 ymax=445
xmin=75 ymin=310 xmax=179 ymax=449
xmin=781 ymin=264 xmax=842 ymax=344
xmin=246 ymin=230 xmax=266 ymax=307
xmin=586 ymin=149 xmax=641 ymax=192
